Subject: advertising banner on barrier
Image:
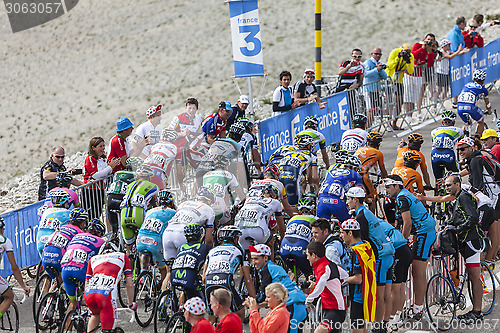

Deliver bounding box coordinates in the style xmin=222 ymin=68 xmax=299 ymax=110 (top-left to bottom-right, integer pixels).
xmin=258 ymin=91 xmax=351 ymax=162
xmin=228 ymin=0 xmax=264 ymax=77
xmin=450 ymin=38 xmax=500 ymax=97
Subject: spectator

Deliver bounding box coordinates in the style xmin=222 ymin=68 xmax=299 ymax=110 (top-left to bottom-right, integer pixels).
xmin=210 ymin=288 xmax=243 ymax=333
xmin=293 ymin=68 xmax=327 ymax=109
xmin=182 ymin=297 xmax=215 ymax=333
xmin=273 ymin=71 xmax=300 ymax=115
xmin=107 ymin=117 xmax=145 ymax=173
xmin=436 ymin=39 xmax=465 ymax=101
xmin=82 ymin=137 xmax=120 ymax=219
xmin=363 ymin=48 xmax=388 ymax=121
xmin=311 ymin=218 xmax=350 ymax=271
xmin=244 ymin=282 xmax=290 ymax=333
xmin=473 ymin=14 xmax=498 ymax=34
xmin=38 ymin=146 xmax=83 ymax=201
xmin=386 ymin=43 xmax=414 ymax=130
xmin=336 ymin=49 xmax=365 ymax=92
xmin=227 ymin=95 xmax=250 ymax=130
xmin=462 ymin=20 xmax=484 ymax=49
xmin=480 ymin=129 xmax=500 ymax=160
xmin=201 ymin=101 xmax=232 ymax=144
xmin=132 ymin=104 xmax=163 ymax=158
xmin=446 ymin=16 xmax=467 ymax=52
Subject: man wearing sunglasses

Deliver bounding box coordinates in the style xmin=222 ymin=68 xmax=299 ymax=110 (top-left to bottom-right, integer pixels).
xmin=336 ymin=49 xmax=365 ymax=93
xmin=363 ymin=48 xmax=388 ymax=118
xmin=462 ymin=20 xmax=484 ymax=49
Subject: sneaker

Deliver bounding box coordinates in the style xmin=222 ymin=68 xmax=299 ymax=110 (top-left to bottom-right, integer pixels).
xmin=457 ymin=310 xmax=483 ymax=324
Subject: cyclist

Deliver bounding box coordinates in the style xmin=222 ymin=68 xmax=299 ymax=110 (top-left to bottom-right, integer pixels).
xmin=143 ymin=129 xmax=183 ymax=190
xmin=106 ymin=168 xmax=136 ymax=234
xmin=120 ymin=165 xmax=159 ymax=254
xmin=85 ymin=242 xmax=136 ymax=333
xmin=391 ymin=150 xmax=425 ymax=194
xmin=340 ymin=113 xmax=369 ymax=154
xmin=203 ymin=226 xmax=255 ymax=322
xmin=42 ymin=208 xmax=88 ymax=279
xmin=384 ymin=174 xmax=436 ymax=320
xmin=163 ymin=186 xmax=215 ymax=262
xmin=354 ymin=131 xmax=388 ymax=212
xmin=394 ymin=133 xmax=432 ymax=188
xmin=237 ymin=118 xmax=263 ymax=180
xmin=430 ymin=111 xmax=464 ymax=183
xmin=203 ymin=154 xmax=246 ymax=225
xmin=171 ymin=223 xmax=210 ymax=299
xmin=0 ymin=217 xmax=30 ymax=320
xmin=249 ymin=244 xmax=307 ymax=333
xmin=37 ymin=190 xmax=72 ymax=257
xmin=311 ymin=218 xmax=351 ymax=272
xmin=269 ymin=133 xmax=318 ymax=206
xmin=317 ymin=151 xmax=363 ymax=222
xmin=297 ymin=115 xmax=330 ymax=168
xmin=280 ymin=197 xmax=315 ymax=278
xmin=137 ymin=189 xmax=176 ymax=285
xmin=61 ymin=218 xmax=105 ymax=312
xmin=457 ymin=69 xmax=492 ymax=136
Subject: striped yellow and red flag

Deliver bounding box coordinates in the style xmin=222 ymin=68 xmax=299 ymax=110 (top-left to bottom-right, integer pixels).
xmin=352 ymin=241 xmax=377 ymax=322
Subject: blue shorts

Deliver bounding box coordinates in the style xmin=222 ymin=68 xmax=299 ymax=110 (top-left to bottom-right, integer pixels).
xmin=137 ymin=233 xmax=165 ymax=268
xmin=431 ymin=148 xmax=458 ymax=179
xmin=412 ymin=231 xmax=437 ymax=261
xmin=287 ymin=303 xmax=308 ymax=333
xmin=457 ymin=104 xmax=483 ymax=123
xmin=171 ymin=269 xmax=202 ymax=299
xmin=37 ymin=229 xmax=55 ymax=258
xmin=317 ymin=195 xmax=350 ymax=221
xmin=376 ymin=255 xmax=394 ymax=285
xmin=42 ymin=246 xmax=63 ymax=278
xmin=61 ymin=266 xmax=86 ymax=299
xmin=281 ymin=238 xmax=313 ymax=277
xmin=280 ymin=166 xmax=301 ymax=207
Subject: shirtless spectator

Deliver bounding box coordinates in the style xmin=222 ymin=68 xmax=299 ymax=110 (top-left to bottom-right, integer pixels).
xmin=107 ymin=117 xmax=147 ymax=173
xmin=293 ymin=68 xmax=327 ymax=109
xmin=227 ymin=95 xmax=250 ymax=130
xmin=38 ymin=146 xmax=83 ymax=201
xmin=201 ymin=101 xmax=232 ymax=144
xmin=132 ymin=104 xmax=163 ymax=158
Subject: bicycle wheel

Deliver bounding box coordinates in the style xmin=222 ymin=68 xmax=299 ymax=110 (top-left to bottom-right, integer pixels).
xmin=33 ymin=274 xmax=54 ymax=321
xmin=425 ymin=274 xmax=456 ymax=331
xmin=467 ymin=261 xmax=496 ymax=315
xmin=154 ymin=290 xmax=178 ymax=333
xmin=35 ymin=261 xmax=45 ymax=282
xmin=134 ymin=271 xmax=157 ymax=327
xmin=165 ymin=311 xmax=191 ymax=333
xmin=36 ymin=292 xmax=63 ymax=333
xmin=59 ymin=309 xmax=87 ymax=333
xmin=0 ymin=301 xmax=19 ymax=333
xmin=27 ymin=263 xmax=38 ymax=279
xmin=117 ymin=277 xmax=127 ymax=308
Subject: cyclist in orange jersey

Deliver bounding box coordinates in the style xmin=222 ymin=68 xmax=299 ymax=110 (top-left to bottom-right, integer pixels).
xmin=394 ymin=133 xmax=432 ymax=187
xmin=392 ymin=151 xmax=424 ymax=194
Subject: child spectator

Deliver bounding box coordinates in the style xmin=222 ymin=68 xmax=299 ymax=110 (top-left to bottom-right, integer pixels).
xmin=436 ymin=39 xmax=465 ymax=101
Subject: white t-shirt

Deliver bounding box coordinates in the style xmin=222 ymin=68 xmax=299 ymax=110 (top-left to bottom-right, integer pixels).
xmin=133 ymin=121 xmax=162 ymax=156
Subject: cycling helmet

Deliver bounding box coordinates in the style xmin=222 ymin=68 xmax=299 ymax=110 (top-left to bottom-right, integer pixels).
xmin=441 ymin=110 xmax=456 ymax=122
xmin=403 ymin=150 xmax=421 ymax=167
xmin=213 ymin=155 xmax=231 ymax=169
xmin=236 ymin=117 xmax=254 ymax=132
xmin=98 ymin=242 xmax=119 ymax=255
xmin=126 ymin=156 xmax=143 ymax=171
xmin=146 ymin=104 xmax=162 ymax=118
xmin=352 ymin=114 xmax=367 ymax=128
xmin=262 ymin=184 xmax=279 ymax=199
xmin=345 ymin=155 xmax=361 ymax=170
xmin=228 ymin=122 xmax=246 ymax=142
xmin=158 ymin=189 xmax=175 ymax=207
xmin=56 ymin=172 xmax=73 ymax=187
xmin=136 ymin=165 xmax=154 ymax=178
xmin=217 ymin=225 xmax=242 ymax=241
xmin=0 ymin=217 xmax=5 ymax=229
xmin=408 ymin=133 xmax=424 ymax=145
xmin=294 ymin=133 xmax=314 ymax=150
xmin=496 ymin=118 xmax=500 ymax=130
xmin=50 ymin=190 xmax=71 ymax=208
xmin=472 ymin=69 xmax=487 ymax=82
xmin=161 ymin=129 xmax=178 ymax=143
xmin=335 ymin=150 xmax=350 ymax=165
xmin=70 ymin=208 xmax=89 ymax=225
xmin=298 ymin=196 xmax=316 ymax=213
xmin=184 ymin=223 xmax=203 ymax=242
xmin=304 ymin=116 xmax=319 ymax=129
xmin=264 ymin=164 xmax=280 ymax=179
xmin=366 ymin=132 xmax=383 ymax=145
xmin=88 ymin=218 xmax=106 ymax=236
xmin=196 ymin=186 xmax=216 ymax=204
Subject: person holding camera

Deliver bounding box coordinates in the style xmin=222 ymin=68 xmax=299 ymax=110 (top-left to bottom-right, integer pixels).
xmin=363 ymin=47 xmax=388 ymax=121
xmin=336 ymin=49 xmax=365 ymax=92
xmin=462 ymin=20 xmax=484 ymax=49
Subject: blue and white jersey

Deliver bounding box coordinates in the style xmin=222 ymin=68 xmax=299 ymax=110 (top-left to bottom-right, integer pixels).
xmin=205 ymin=243 xmax=247 ymax=275
xmin=431 ymin=126 xmax=464 ymax=150
xmin=138 ymin=206 xmax=176 ymax=239
xmin=240 ymin=132 xmax=258 ymax=156
xmin=283 ymin=215 xmax=314 ymax=243
xmin=458 ymin=81 xmax=488 ymax=106
xmin=379 ymin=220 xmax=407 ymax=250
xmin=319 ymin=165 xmax=363 ymax=199
xmin=395 ymin=188 xmax=436 ymax=234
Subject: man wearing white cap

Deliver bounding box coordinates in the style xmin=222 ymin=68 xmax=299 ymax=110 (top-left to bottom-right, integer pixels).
xmin=182 ymin=296 xmax=214 ymax=333
xmin=227 ymin=95 xmax=250 ymax=130
xmin=293 ymin=69 xmax=327 ymax=109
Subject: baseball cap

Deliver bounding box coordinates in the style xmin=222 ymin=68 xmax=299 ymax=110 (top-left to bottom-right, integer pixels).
xmin=480 ymin=129 xmax=498 ymax=140
xmin=238 ymin=95 xmax=250 ymax=104
xmin=249 ymin=244 xmax=271 ymax=256
xmin=219 ymin=101 xmax=232 ymax=111
xmin=440 ymin=39 xmax=452 ymax=47
xmin=116 ymin=117 xmax=134 ymax=132
xmin=346 ymin=186 xmax=366 ymax=198
xmin=457 ymin=137 xmax=474 ymax=147
xmin=181 ymin=297 xmax=206 ymax=315
xmin=402 ymin=43 xmax=412 ymax=50
xmin=304 ymin=68 xmax=315 ymax=77
xmin=341 ymin=219 xmax=361 ymax=231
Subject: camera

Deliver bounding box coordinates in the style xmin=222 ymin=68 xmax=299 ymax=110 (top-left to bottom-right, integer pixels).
xmin=425 ymin=40 xmax=433 ymax=46
xmin=399 ymin=50 xmax=411 ymax=63
xmin=71 ymin=169 xmax=83 ymax=175
xmin=436 ymin=50 xmax=443 ymax=57
xmin=494 ymin=21 xmax=500 ymax=25
xmin=380 ymin=64 xmax=387 ymax=69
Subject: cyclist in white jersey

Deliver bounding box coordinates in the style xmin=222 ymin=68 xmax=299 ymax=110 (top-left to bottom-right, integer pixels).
xmin=341 ymin=113 xmax=369 ymax=154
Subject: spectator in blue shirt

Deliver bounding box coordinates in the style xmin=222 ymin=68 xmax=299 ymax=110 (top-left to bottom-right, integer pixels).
xmin=363 ymin=47 xmax=388 ymax=120
xmin=446 ymin=17 xmax=467 ymax=52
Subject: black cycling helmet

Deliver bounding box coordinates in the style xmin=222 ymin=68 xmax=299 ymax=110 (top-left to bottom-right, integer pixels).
xmin=236 ymin=117 xmax=254 ymax=133
xmin=217 ymin=225 xmax=242 ymax=242
xmin=158 ymin=189 xmax=175 ymax=207
xmin=213 ymin=155 xmax=231 ymax=169
xmin=50 ymin=190 xmax=71 ymax=208
xmin=196 ymin=186 xmax=216 ymax=204
xmin=334 ymin=150 xmax=350 ymax=165
xmin=88 ymin=218 xmax=106 ymax=236
xmin=56 ymin=172 xmax=73 ymax=188
xmin=403 ymin=150 xmax=421 ymax=169
xmin=352 ymin=114 xmax=367 ymax=128
xmin=184 ymin=223 xmax=203 ymax=242
xmin=408 ymin=133 xmax=424 ymax=145
xmin=366 ymin=132 xmax=383 ymax=145
xmin=262 ymin=184 xmax=279 ymax=199
xmin=70 ymin=208 xmax=89 ymax=226
xmin=228 ymin=122 xmax=246 ymax=142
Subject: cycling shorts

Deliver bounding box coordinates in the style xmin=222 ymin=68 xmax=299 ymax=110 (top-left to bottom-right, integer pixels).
xmin=280 ymin=166 xmax=302 ymax=207
xmin=85 ymin=292 xmax=118 ymax=330
xmin=205 ymin=273 xmax=244 ymax=314
xmin=320 ymin=309 xmax=346 ymax=333
xmin=42 ymin=245 xmax=63 ymax=279
xmin=287 ymin=303 xmax=308 ymax=333
xmin=457 ymin=104 xmax=483 ymax=123
xmin=37 ymin=229 xmax=55 ymax=258
xmin=317 ymin=195 xmax=350 ymax=222
xmin=137 ymin=233 xmax=165 ymax=268
xmin=150 ymin=168 xmax=167 ymax=191
xmin=411 ymin=231 xmax=436 ymax=261
xmin=430 ymin=148 xmax=458 ymax=179
xmin=361 ymin=174 xmax=376 ymax=199
xmin=459 ymin=238 xmax=485 ymax=267
xmin=238 ymin=226 xmax=271 ymax=251
xmin=350 ymin=301 xmax=366 ymax=330
xmin=281 ymin=238 xmax=313 ymax=277
xmin=376 ymin=255 xmax=394 ymax=285
xmin=162 ymin=227 xmax=187 ymax=261
xmin=120 ymin=206 xmax=145 ymax=245
xmin=107 ymin=193 xmax=124 ymax=231
xmin=392 ymin=244 xmax=412 ymax=283
xmin=0 ymin=276 xmax=10 ymax=295
xmin=61 ymin=266 xmax=86 ymax=299
xmin=171 ymin=269 xmax=203 ymax=299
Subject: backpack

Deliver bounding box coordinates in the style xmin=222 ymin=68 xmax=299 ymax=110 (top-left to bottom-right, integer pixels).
xmin=478 ymin=154 xmax=500 ymax=184
xmin=432 ymin=228 xmax=458 ymax=255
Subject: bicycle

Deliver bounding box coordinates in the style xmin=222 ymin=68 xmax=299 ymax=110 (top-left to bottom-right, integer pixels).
xmin=60 ymin=303 xmax=134 ymax=333
xmin=35 ymin=279 xmax=69 ymax=333
xmin=164 ymin=310 xmax=191 ymax=333
xmin=427 ymin=186 xmax=453 ymax=226
xmin=0 ymin=287 xmax=27 ymax=333
xmin=32 ymin=272 xmax=58 ymax=321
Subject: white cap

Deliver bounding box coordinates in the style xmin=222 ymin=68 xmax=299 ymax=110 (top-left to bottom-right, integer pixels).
xmin=238 ymin=95 xmax=250 ymax=104
xmin=346 ymin=186 xmax=366 ymax=198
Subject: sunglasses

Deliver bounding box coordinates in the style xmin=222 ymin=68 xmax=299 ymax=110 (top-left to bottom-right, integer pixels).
xmin=444 ymin=183 xmax=456 ymax=187
xmin=373 ymin=53 xmax=382 ymax=56
xmin=54 ymin=155 xmax=65 ymax=159
xmin=352 ymin=55 xmax=362 ymax=59
xmin=457 ymin=146 xmax=470 ymax=152
xmin=470 ymin=26 xmax=478 ymax=29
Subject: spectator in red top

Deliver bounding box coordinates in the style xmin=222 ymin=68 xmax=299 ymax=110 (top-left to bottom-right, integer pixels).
xmin=182 ymin=297 xmax=215 ymax=333
xmin=82 ymin=137 xmax=121 ymax=219
xmin=480 ymin=129 xmax=500 ymax=160
xmin=463 ymin=20 xmax=484 ymax=49
xmin=210 ymin=288 xmax=243 ymax=333
xmin=107 ymin=117 xmax=147 ymax=173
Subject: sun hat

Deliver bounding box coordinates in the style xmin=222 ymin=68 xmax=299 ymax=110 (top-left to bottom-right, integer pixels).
xmin=238 ymin=95 xmax=250 ymax=104
xmin=116 ymin=117 xmax=134 ymax=132
xmin=480 ymin=129 xmax=498 ymax=140
xmin=346 ymin=186 xmax=366 ymax=198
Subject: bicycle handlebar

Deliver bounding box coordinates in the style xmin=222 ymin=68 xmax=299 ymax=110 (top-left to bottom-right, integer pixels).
xmin=116 ymin=307 xmax=135 ymax=323
xmin=11 ymin=287 xmax=27 ymax=304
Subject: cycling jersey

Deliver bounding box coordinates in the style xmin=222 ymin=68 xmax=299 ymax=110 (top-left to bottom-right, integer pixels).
xmin=137 ymin=206 xmax=176 ymax=267
xmin=203 ymin=169 xmax=239 ymax=218
xmin=430 ymin=126 xmax=463 ymax=178
xmin=393 ymin=148 xmax=428 ymax=173
xmin=281 ymin=215 xmax=314 ymax=277
xmin=431 ymin=126 xmax=464 ymax=150
xmin=395 ymin=188 xmax=436 ymax=234
xmin=107 ymin=171 xmax=136 ymax=196
xmin=297 ymin=129 xmax=326 ymax=150
xmin=37 ymin=208 xmax=71 ymax=257
xmin=171 ymin=242 xmax=210 ymax=299
xmin=391 ymin=166 xmax=424 ymax=194
xmin=448 ymin=190 xmax=485 ymax=243
xmin=248 ymin=178 xmax=287 ymax=201
xmin=144 ymin=142 xmax=181 ymax=189
xmin=0 ymin=235 xmax=14 ymax=294
xmin=379 ymin=221 xmax=407 ymax=250
xmin=240 ymin=132 xmax=258 ymax=156
xmin=283 ymin=215 xmax=314 ymax=243
xmin=198 ymin=138 xmax=243 ymax=169
xmin=202 ymin=112 xmax=226 ymax=139
xmin=168 ymin=112 xmax=203 ymax=146
xmin=467 ymin=150 xmax=500 ymax=208
xmin=354 ymin=146 xmax=384 ymax=175
xmin=42 ymin=224 xmax=83 ymax=278
xmin=294 ymin=80 xmax=318 ymax=98
xmin=340 ymin=128 xmax=368 ymax=154
xmin=355 ymin=205 xmax=395 ymax=259
xmin=457 ymin=81 xmax=488 ymax=123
